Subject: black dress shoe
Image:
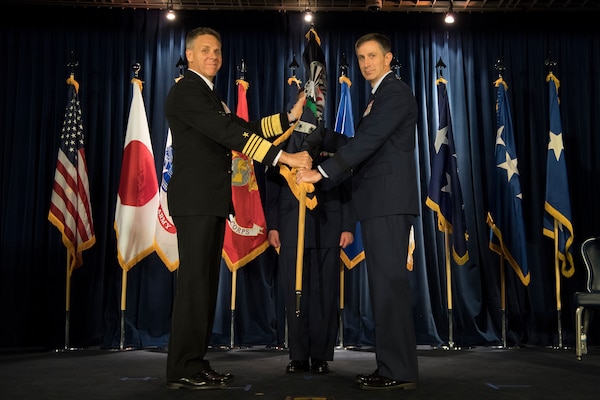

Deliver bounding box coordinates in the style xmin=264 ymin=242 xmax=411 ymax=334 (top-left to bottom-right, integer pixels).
xmin=359 ymin=375 xmax=417 ymax=390
xmin=311 ymin=359 xmax=330 ymax=374
xmin=198 ymin=368 xmax=234 ymax=382
xmin=356 ymin=368 xmax=379 ymax=383
xmin=166 ymin=375 xmax=226 ymax=390
xmin=286 ymin=360 xmax=310 ymax=373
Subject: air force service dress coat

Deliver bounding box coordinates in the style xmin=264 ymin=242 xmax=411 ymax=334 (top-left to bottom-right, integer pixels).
xmin=317 ymin=72 xmax=420 ymax=383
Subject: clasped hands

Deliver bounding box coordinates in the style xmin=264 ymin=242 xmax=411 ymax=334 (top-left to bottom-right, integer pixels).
xmin=295 ymin=167 xmax=322 ymax=184
xmin=277 ymin=151 xmax=322 ymax=184
xmin=278 ymin=151 xmax=312 ymax=170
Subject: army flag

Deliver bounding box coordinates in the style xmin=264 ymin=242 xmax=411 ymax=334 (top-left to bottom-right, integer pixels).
xmin=155 ymin=129 xmax=179 ymax=271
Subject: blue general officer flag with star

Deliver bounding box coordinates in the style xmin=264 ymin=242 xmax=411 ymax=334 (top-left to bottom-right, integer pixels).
xmin=426 ymin=77 xmax=469 ymax=265
xmin=487 ymin=78 xmax=530 ymax=286
xmin=542 ymin=72 xmax=574 ymax=278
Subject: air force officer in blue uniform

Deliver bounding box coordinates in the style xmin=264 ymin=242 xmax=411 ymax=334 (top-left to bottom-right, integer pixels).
xmin=296 ymin=32 xmax=419 ymax=391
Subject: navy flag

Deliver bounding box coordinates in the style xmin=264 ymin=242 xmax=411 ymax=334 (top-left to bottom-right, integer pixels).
xmin=425 ymin=77 xmax=469 ymax=265
xmin=335 ymin=74 xmax=365 ymax=269
xmin=487 ymin=78 xmax=530 ymax=286
xmin=542 ymin=72 xmax=574 ymax=278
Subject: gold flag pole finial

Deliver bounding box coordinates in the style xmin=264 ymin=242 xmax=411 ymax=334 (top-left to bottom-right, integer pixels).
xmin=66 ymin=51 xmax=79 ymax=93
xmin=131 ymin=62 xmax=143 ymax=91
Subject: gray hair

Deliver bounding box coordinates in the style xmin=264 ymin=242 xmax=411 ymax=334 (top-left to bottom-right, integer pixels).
xmin=186 ymin=27 xmax=221 ymax=49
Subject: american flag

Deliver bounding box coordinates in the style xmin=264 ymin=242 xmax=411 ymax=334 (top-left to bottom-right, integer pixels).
xmin=48 ymin=79 xmax=96 ymax=273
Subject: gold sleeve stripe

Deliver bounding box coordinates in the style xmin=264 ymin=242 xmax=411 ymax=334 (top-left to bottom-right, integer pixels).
xmin=260 ymin=114 xmax=283 ymax=138
xmin=242 ymin=133 xmax=271 ymax=162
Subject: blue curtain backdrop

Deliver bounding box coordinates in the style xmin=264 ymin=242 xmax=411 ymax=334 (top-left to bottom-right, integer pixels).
xmin=2 ymin=5 xmax=600 ymax=350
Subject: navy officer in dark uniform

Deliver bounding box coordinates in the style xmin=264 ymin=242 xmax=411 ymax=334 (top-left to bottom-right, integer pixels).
xmin=164 ymin=26 xmax=310 ymax=390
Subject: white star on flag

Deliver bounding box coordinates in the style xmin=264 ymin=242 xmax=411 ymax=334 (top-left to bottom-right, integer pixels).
xmin=434 ymin=126 xmax=449 ymax=153
xmin=497 ymin=150 xmax=519 ymax=183
xmin=548 ymin=131 xmax=564 ymax=161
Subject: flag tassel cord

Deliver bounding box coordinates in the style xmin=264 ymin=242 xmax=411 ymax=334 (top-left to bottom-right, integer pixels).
xmin=119 ymin=268 xmax=128 ymax=351
xmin=553 ymin=219 xmax=565 ymax=349
xmin=295 ymin=182 xmax=308 ymax=316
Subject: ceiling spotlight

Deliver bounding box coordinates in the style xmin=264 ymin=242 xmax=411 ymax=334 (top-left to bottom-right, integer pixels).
xmin=304 ymin=9 xmax=313 ymax=22
xmin=444 ymin=2 xmax=455 ymax=24
xmin=166 ymin=0 xmax=175 ymax=20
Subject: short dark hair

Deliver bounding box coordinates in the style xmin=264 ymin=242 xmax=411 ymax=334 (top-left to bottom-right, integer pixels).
xmin=186 ymin=27 xmax=221 ymax=49
xmin=355 ymin=33 xmax=391 ymax=54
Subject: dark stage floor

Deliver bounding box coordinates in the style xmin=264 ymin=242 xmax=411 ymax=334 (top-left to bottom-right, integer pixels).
xmin=1 ymin=344 xmax=599 ymax=399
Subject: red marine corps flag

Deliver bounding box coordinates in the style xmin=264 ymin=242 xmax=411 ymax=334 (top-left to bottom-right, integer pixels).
xmin=221 ymin=77 xmax=269 ymax=271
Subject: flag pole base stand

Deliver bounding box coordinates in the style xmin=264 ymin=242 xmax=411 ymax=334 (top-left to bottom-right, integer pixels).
xmin=104 ymin=347 xmax=133 ymax=352
xmin=547 ymin=345 xmax=572 ymax=350
xmin=440 ymin=343 xmax=463 ymax=351
xmin=266 ymin=345 xmax=287 ymax=351
xmin=54 ymin=347 xmax=84 ymax=352
xmin=225 ymin=345 xmax=250 ymax=350
xmin=489 ymin=344 xmax=519 ymax=350
xmin=439 ymin=342 xmax=462 ymax=350
xmin=210 ymin=345 xmax=234 ymax=351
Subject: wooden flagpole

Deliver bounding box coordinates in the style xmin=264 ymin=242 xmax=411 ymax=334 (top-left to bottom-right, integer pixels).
xmin=499 ymin=254 xmax=507 ymax=348
xmin=443 ymin=227 xmax=458 ymax=350
xmin=119 ymin=269 xmax=127 ymax=350
xmin=230 ymin=270 xmax=238 ymax=348
xmin=295 ymin=183 xmax=307 ymax=316
xmin=338 ymin=260 xmax=345 ymax=348
xmin=64 ymin=250 xmax=72 ymax=351
xmin=553 ymin=219 xmax=564 ymax=349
